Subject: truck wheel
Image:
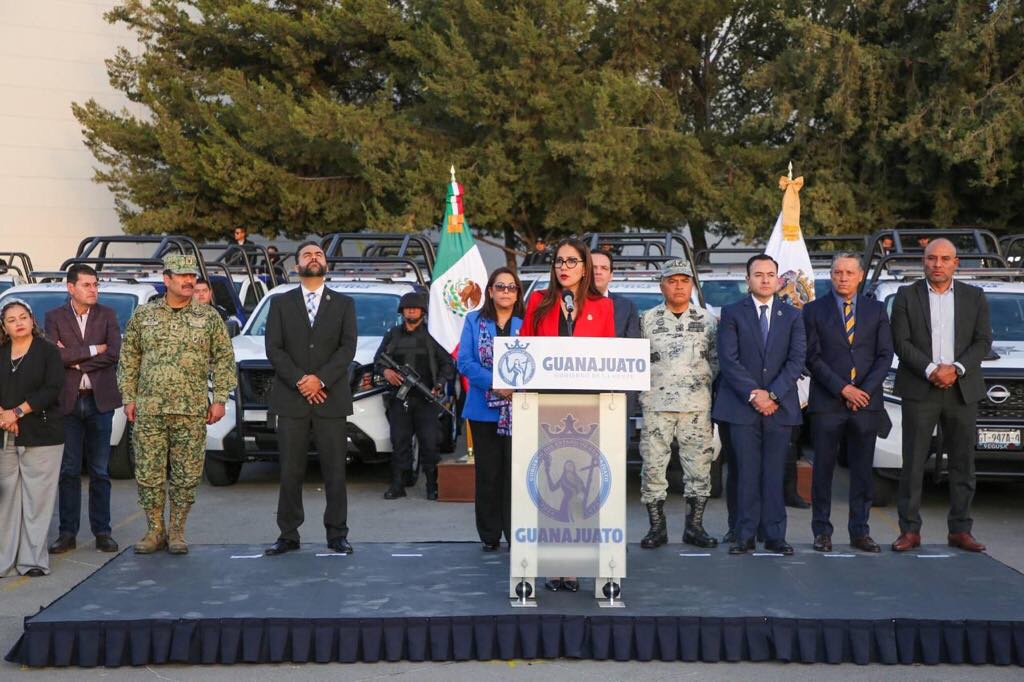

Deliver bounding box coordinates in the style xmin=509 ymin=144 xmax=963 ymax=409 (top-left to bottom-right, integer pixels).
xmin=872 ymin=469 xmax=899 ymax=507
xmin=108 ymin=424 xmax=135 ymax=480
xmin=205 ymin=456 xmax=242 ymax=486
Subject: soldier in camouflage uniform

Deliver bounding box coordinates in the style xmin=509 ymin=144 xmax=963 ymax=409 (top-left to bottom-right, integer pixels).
xmin=117 ymin=254 xmax=236 ymax=555
xmin=639 ymin=258 xmax=719 ymax=549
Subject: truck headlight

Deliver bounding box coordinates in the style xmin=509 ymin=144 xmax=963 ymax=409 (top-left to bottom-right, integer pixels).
xmin=882 ymin=370 xmax=896 ymax=396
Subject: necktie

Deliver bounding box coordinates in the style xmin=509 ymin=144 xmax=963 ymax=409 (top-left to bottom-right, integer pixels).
xmin=759 ymin=304 xmax=768 ymax=346
xmin=306 ymin=291 xmax=317 ymax=326
xmin=844 ymin=299 xmax=856 ymax=380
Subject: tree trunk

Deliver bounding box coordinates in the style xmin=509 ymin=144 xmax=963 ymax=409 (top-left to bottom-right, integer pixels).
xmin=504 ymin=226 xmax=518 ymax=270
xmin=689 ymin=219 xmax=709 ymax=254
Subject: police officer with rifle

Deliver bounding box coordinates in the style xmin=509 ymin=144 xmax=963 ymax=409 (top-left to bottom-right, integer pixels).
xmin=374 ymin=293 xmax=455 ymax=500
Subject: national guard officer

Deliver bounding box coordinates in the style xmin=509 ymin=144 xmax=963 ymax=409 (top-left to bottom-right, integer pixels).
xmin=117 ymin=254 xmax=236 ymax=555
xmin=638 ymin=259 xmax=719 ymax=549
xmin=373 ymin=292 xmax=455 ymax=501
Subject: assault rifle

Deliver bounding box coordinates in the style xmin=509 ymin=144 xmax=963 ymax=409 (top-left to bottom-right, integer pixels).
xmin=378 ymin=352 xmax=455 ymax=418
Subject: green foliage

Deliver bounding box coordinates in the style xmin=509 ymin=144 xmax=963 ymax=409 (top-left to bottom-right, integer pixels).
xmin=74 ymin=1 xmax=1024 ymax=247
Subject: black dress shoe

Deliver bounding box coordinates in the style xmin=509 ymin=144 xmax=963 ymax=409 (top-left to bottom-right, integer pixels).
xmin=561 ymin=579 xmax=579 ymax=592
xmin=264 ymin=538 xmax=300 ymax=555
xmin=95 ymin=534 xmax=119 ymax=553
xmin=813 ymin=534 xmax=832 ymax=552
xmin=327 ymin=538 xmax=353 ymax=554
xmin=851 ymin=536 xmax=881 ymax=553
xmin=764 ymin=540 xmax=795 ymax=556
xmin=785 ymin=495 xmax=811 ymax=510
xmin=729 ymin=536 xmax=755 ymax=554
xmin=48 ymin=533 xmax=76 ymax=554
xmin=25 ymin=568 xmax=45 ymax=577
xmin=544 ymin=579 xmax=562 ymax=592
xmin=482 ymin=542 xmax=499 ymax=552
xmin=384 ymin=485 xmax=406 ymax=500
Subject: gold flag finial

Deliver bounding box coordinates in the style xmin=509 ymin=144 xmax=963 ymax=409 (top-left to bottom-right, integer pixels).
xmin=450 ymin=164 xmax=456 ymax=184
xmin=778 ymin=167 xmax=804 ymax=242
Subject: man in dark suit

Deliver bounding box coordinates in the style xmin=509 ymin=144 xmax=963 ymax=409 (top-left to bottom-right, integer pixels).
xmin=44 ymin=264 xmax=122 ymax=555
xmin=803 ymin=254 xmax=894 ymax=553
xmin=264 ymin=241 xmax=358 ymax=555
xmin=890 ymin=238 xmax=992 ymax=552
xmin=712 ymin=254 xmax=806 ymax=555
xmin=591 ymin=250 xmax=640 ymax=339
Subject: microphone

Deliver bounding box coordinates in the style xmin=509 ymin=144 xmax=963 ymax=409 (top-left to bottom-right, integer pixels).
xmin=562 ymin=290 xmax=575 ymax=313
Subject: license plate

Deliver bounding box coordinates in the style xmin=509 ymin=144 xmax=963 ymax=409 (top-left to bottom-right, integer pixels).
xmin=977 ymin=428 xmax=1022 ymax=450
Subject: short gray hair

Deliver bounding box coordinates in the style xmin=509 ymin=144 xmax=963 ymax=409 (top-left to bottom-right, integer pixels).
xmin=830 ymin=252 xmax=863 ymax=271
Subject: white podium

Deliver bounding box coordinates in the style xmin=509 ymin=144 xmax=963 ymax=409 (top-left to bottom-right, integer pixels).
xmin=492 ymin=337 xmax=650 ymax=606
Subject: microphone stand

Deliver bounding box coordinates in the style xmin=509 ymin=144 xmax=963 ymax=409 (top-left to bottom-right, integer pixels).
xmin=563 ymin=292 xmax=575 ymax=336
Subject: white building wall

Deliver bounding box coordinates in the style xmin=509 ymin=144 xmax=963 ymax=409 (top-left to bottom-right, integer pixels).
xmin=0 ymin=0 xmax=142 ymax=269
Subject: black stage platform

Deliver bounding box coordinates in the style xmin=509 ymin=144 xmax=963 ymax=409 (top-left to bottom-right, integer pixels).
xmin=7 ymin=542 xmax=1024 ymax=667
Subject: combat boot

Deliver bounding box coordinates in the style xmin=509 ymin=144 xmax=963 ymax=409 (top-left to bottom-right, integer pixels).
xmin=425 ymin=469 xmax=439 ymax=501
xmin=134 ymin=506 xmax=167 ymax=554
xmin=167 ymin=503 xmax=191 ymax=555
xmin=683 ymin=496 xmax=718 ymax=548
xmin=640 ymin=500 xmax=667 ymax=549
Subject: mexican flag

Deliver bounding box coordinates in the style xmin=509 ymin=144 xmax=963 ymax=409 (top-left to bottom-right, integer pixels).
xmin=428 ymin=170 xmax=488 ymax=354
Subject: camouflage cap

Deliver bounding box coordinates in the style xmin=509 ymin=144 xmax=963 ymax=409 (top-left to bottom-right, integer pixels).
xmin=163 ymin=253 xmax=200 ymax=275
xmin=660 ymin=258 xmax=693 ymax=279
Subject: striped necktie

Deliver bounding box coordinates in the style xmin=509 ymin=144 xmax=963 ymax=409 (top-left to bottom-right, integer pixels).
xmin=844 ymin=299 xmax=855 ymax=380
xmin=306 ymin=291 xmax=318 ymax=326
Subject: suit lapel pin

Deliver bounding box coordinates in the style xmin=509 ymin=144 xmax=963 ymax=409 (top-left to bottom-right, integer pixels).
xmin=777 ymin=310 xmax=782 ymax=316
xmin=325 ymin=294 xmax=331 ymax=301
xmin=587 ymin=314 xmax=593 ymax=321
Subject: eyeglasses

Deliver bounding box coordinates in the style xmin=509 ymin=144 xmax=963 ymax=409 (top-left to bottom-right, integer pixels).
xmin=554 ymin=257 xmax=582 ymax=269
xmin=492 ymin=283 xmax=518 ymax=293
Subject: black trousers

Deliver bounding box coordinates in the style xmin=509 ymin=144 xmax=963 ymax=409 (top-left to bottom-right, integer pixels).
xmin=276 ymin=415 xmax=348 ymax=542
xmin=810 ymin=409 xmax=880 ymax=539
xmin=898 ymin=392 xmax=978 ymax=535
xmin=470 ymin=420 xmax=512 ymax=545
xmin=387 ymin=395 xmax=440 ymax=479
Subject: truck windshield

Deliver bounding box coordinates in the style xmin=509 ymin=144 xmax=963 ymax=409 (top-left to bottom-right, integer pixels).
xmin=245 ymin=290 xmax=401 ymax=337
xmin=0 ymin=291 xmax=141 ymax=333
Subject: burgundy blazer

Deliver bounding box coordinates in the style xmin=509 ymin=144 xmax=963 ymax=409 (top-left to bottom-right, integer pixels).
xmin=522 ymin=290 xmax=616 ymax=337
xmin=43 ymin=302 xmax=123 ymax=414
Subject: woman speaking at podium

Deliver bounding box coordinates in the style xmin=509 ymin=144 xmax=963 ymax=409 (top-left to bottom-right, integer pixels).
xmin=522 ymin=237 xmax=614 ymax=593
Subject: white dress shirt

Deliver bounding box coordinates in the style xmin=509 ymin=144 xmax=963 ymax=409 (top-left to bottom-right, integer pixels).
xmin=925 ymin=282 xmax=965 ymax=379
xmin=71 ymin=303 xmax=99 ymax=390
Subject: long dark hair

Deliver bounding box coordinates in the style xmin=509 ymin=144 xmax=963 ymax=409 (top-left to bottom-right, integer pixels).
xmin=533 ymin=237 xmax=601 ymax=326
xmin=0 ymin=299 xmax=45 ymax=346
xmin=479 ymin=267 xmax=524 ymax=321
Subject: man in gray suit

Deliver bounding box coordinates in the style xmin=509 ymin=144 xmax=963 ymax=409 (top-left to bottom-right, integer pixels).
xmin=890 ymin=238 xmax=992 ymax=552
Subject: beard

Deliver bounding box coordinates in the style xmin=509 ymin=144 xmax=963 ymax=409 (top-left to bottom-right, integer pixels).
xmin=299 ymin=261 xmax=325 ymax=277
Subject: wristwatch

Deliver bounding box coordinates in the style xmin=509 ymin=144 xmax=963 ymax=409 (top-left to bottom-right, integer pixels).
xmin=13 ymin=406 xmax=24 ymax=419
xmin=768 ymin=392 xmax=780 ymax=403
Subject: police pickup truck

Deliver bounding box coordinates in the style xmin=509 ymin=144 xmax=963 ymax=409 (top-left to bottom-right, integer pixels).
xmin=869 ymin=278 xmax=1024 ymax=504
xmin=0 ymin=281 xmax=161 ymax=478
xmin=204 ymin=278 xmax=458 ymax=486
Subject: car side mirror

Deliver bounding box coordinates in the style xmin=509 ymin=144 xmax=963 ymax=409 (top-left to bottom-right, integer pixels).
xmin=226 ymin=318 xmax=242 ymax=337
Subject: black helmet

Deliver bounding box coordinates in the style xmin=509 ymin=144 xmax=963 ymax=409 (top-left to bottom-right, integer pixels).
xmin=397 ymin=292 xmax=428 ymax=314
